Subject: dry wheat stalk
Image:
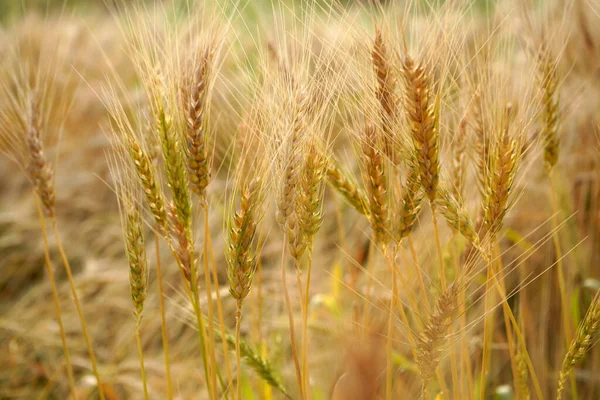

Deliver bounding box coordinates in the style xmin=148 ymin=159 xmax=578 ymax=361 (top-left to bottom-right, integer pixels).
xmin=515 ymin=342 xmax=531 ymax=400
xmin=361 ymin=119 xmax=389 ymax=246
xmin=401 ymin=55 xmax=439 ymax=202
xmin=26 ymin=92 xmax=55 ymax=218
xmin=557 ymin=292 xmax=600 ymax=400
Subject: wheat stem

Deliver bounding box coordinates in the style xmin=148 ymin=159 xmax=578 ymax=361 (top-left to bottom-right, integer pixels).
xmin=202 ymin=204 xmax=219 ymax=395
xmin=34 ymin=196 xmax=76 ymax=398
xmin=154 ymin=229 xmax=173 ymax=400
xmin=51 ymin=220 xmax=104 ymax=400
xmin=479 ymin=266 xmax=494 ymax=400
xmin=207 ymin=230 xmax=235 ymax=396
xmin=135 ymin=323 xmax=149 ymax=400
xmin=281 ymin=234 xmax=303 ymax=399
xmin=302 ymin=249 xmax=314 ymax=400
xmin=548 ymin=175 xmax=575 ymax=399
xmin=235 ymin=300 xmax=243 ymax=400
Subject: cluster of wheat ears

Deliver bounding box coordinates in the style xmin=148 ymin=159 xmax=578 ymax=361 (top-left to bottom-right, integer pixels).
xmin=0 ymin=0 xmax=599 ymax=399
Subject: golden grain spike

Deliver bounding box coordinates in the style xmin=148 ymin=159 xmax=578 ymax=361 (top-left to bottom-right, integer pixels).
xmin=227 ymin=177 xmax=261 ymax=302
xmin=537 ymin=45 xmax=560 ymax=172
xmin=26 ymin=92 xmax=55 ymax=218
xmin=401 ymin=56 xmax=439 ymax=202
xmin=397 ymin=166 xmax=425 ymax=240
xmin=125 ymin=208 xmax=148 ymax=320
xmin=326 ymin=161 xmax=369 ymax=216
xmin=372 ymin=30 xmax=398 ymax=160
xmin=557 ymin=292 xmax=600 ymax=400
xmin=362 ymin=119 xmax=388 ymax=246
xmin=185 ymin=47 xmax=214 ymax=200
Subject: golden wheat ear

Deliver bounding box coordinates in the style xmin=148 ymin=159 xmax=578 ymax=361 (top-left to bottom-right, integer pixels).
xmin=361 ymin=119 xmax=389 ymax=247
xmin=26 ymin=91 xmax=56 ymax=219
xmin=401 ymin=55 xmax=440 ymax=203
xmin=557 ymin=291 xmax=600 ymax=400
xmin=536 ymin=44 xmax=560 ymax=173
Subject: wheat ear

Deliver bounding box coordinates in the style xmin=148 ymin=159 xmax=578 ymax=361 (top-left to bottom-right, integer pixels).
xmin=557 ymin=292 xmax=600 ymax=400
xmin=26 ymin=90 xmax=104 ymax=399
xmin=26 ymin=92 xmax=55 ymax=218
xmin=227 ymin=177 xmax=262 ymax=400
xmin=401 ymin=55 xmax=439 ymax=202
xmin=123 ymin=205 xmax=149 ymax=400
xmin=326 ymin=161 xmax=369 ymax=216
xmin=537 ymin=45 xmax=559 ymax=172
xmin=185 ymin=47 xmax=214 ymax=201
xmin=372 ymin=29 xmax=398 ymax=160
xmin=361 ymin=119 xmax=389 ymax=246
xmin=416 ymin=281 xmax=460 ymax=399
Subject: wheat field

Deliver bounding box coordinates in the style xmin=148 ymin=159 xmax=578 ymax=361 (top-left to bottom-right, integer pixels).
xmin=0 ymin=0 xmax=599 ymax=399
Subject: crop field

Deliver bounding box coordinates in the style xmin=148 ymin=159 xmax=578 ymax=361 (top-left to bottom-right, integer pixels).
xmin=0 ymin=0 xmax=599 ymax=399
